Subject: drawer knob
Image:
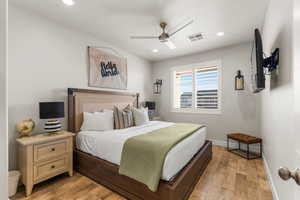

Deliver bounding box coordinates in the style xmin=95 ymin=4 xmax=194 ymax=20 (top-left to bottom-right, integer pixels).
xmin=51 ymin=148 xmax=55 ymax=152
xmin=51 ymin=165 xmax=55 ymax=169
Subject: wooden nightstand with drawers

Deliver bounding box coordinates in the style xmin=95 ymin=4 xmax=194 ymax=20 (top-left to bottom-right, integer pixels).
xmin=16 ymin=131 xmax=75 ymax=196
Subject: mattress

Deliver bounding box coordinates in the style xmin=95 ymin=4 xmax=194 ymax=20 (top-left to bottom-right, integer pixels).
xmin=76 ymin=121 xmax=207 ymax=181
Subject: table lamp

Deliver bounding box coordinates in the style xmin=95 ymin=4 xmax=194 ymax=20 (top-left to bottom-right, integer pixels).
xmin=145 ymin=101 xmax=156 ymax=120
xmin=39 ymin=102 xmax=65 ymax=133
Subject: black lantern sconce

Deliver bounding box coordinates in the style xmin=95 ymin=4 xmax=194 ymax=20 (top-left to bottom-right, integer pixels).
xmin=235 ymin=70 xmax=244 ymax=90
xmin=153 ymin=79 xmax=163 ymax=94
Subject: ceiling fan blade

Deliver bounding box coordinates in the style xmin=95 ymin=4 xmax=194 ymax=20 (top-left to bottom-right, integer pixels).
xmin=130 ymin=36 xmax=158 ymax=39
xmin=162 ymin=40 xmax=176 ymax=49
xmin=169 ymin=19 xmax=194 ymax=37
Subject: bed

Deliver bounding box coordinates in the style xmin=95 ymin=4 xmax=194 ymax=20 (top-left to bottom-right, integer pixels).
xmin=68 ymin=88 xmax=212 ymax=200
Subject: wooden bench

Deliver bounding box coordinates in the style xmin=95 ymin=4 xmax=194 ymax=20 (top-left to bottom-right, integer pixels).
xmin=227 ymin=133 xmax=262 ymax=160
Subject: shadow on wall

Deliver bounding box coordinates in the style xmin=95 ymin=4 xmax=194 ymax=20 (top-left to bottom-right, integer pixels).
xmin=8 ymin=103 xmax=36 ymax=170
xmin=8 ymin=88 xmax=68 ymax=170
xmin=269 ymin=29 xmax=293 ymax=90
xmin=237 ymin=82 xmax=257 ymax=120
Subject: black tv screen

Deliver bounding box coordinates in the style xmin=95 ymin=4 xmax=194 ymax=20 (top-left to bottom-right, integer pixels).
xmin=252 ymin=29 xmax=265 ymax=93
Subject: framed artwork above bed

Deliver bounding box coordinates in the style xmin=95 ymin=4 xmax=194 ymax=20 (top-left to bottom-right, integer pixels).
xmin=88 ymin=47 xmax=127 ymax=90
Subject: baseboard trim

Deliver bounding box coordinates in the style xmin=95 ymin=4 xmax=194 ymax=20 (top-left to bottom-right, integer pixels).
xmin=210 ymin=139 xmax=260 ymax=151
xmin=262 ymin=154 xmax=280 ymax=200
xmin=210 ymin=139 xmax=227 ymax=147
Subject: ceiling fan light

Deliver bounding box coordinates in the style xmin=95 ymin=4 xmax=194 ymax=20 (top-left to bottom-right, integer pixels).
xmin=163 ymin=40 xmax=176 ymax=50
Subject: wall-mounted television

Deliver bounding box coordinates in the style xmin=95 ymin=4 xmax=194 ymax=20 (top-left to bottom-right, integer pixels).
xmin=251 ymin=28 xmax=280 ymax=93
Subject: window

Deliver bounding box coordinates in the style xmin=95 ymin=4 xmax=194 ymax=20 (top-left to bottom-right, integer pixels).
xmin=171 ymin=60 xmax=221 ymax=114
xmin=174 ymin=70 xmax=193 ymax=108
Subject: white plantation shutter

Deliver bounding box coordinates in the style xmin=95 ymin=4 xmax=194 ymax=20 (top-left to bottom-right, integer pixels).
xmin=174 ymin=71 xmax=193 ymax=108
xmin=195 ymin=67 xmax=219 ymax=109
xmin=171 ymin=61 xmax=221 ymax=113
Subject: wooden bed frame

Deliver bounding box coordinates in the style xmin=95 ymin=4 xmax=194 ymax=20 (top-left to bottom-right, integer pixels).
xmin=68 ymin=88 xmax=212 ymax=200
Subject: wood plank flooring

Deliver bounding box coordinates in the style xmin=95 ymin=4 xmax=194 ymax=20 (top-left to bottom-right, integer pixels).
xmin=11 ymin=145 xmax=273 ymax=200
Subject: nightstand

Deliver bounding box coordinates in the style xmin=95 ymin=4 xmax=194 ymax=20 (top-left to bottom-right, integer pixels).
xmin=16 ymin=131 xmax=75 ymax=196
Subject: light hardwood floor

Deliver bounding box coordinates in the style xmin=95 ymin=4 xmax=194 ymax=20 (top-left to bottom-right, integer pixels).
xmin=12 ymin=145 xmax=273 ymax=200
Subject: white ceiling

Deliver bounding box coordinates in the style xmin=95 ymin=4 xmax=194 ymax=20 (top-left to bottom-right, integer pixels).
xmin=11 ymin=0 xmax=269 ymax=62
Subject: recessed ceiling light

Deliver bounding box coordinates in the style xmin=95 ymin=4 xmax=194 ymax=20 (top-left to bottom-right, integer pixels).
xmin=62 ymin=0 xmax=75 ymax=6
xmin=216 ymin=32 xmax=225 ymax=37
xmin=152 ymin=49 xmax=159 ymax=53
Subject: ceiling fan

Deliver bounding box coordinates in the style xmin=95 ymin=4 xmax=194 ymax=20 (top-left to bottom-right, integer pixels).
xmin=130 ymin=19 xmax=194 ymax=49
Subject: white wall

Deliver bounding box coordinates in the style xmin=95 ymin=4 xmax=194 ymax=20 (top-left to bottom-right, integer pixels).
xmin=0 ymin=0 xmax=8 ymax=199
xmin=260 ymin=0 xmax=293 ymax=199
xmin=293 ymin=0 xmax=300 ymax=198
xmin=8 ymin=5 xmax=153 ymax=170
xmin=152 ymin=43 xmax=260 ymax=142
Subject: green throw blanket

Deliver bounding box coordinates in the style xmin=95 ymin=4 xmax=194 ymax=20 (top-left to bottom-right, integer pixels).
xmin=119 ymin=123 xmax=204 ymax=192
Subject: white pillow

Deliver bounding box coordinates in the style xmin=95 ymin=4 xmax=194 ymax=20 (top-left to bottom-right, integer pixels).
xmin=133 ymin=107 xmax=149 ymax=126
xmin=80 ymin=110 xmax=114 ymax=131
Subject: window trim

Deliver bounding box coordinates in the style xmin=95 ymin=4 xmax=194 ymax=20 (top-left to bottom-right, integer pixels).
xmin=170 ymin=60 xmax=222 ymax=114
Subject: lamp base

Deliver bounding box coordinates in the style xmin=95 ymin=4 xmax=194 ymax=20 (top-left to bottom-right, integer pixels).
xmin=148 ymin=110 xmax=155 ymax=120
xmin=44 ymin=120 xmax=62 ymax=133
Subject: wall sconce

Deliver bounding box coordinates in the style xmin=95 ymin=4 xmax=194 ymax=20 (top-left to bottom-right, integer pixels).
xmin=153 ymin=79 xmax=162 ymax=94
xmin=235 ymin=70 xmax=244 ymax=90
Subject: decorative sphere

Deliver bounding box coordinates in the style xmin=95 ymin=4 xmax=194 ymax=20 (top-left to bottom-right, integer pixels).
xmin=16 ymin=119 xmax=35 ymax=136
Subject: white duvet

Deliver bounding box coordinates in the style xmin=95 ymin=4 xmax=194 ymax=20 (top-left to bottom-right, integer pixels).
xmin=76 ymin=121 xmax=207 ymax=181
